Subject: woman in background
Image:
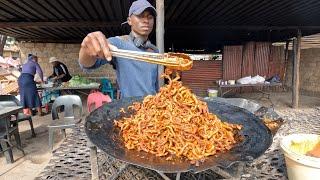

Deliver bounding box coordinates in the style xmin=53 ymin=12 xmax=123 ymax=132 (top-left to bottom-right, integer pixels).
xmin=48 ymin=57 xmax=72 ymax=83
xmin=18 ymin=54 xmax=44 ymax=116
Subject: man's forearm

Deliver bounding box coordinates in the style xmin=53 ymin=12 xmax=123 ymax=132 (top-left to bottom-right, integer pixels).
xmin=79 ymin=48 xmax=97 ymax=68
xmin=57 ymin=74 xmax=65 ymax=79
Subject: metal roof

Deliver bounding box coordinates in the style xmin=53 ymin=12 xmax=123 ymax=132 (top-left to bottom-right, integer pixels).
xmin=1 ymin=0 xmax=320 ymax=51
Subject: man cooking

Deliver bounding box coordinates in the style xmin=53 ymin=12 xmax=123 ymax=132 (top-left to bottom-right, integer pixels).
xmin=78 ymin=0 xmax=160 ymax=98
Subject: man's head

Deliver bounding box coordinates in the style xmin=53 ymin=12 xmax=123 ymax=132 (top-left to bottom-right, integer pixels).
xmin=49 ymin=57 xmax=59 ymax=66
xmin=127 ymin=0 xmax=156 ymax=38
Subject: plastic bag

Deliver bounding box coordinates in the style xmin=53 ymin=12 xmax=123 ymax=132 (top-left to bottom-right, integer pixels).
xmin=251 ymin=75 xmax=265 ymax=84
xmin=237 ymin=76 xmax=252 ymax=84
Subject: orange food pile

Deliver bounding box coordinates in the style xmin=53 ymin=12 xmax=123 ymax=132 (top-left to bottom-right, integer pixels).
xmin=115 ymin=69 xmax=242 ymax=161
xmin=307 ymin=142 xmax=320 ymax=158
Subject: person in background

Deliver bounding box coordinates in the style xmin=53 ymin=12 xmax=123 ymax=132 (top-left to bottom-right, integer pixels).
xmin=48 ymin=57 xmax=72 ymax=83
xmin=33 ymin=55 xmax=46 ymax=83
xmin=78 ymin=0 xmax=159 ymax=98
xmin=18 ymin=54 xmax=43 ymax=116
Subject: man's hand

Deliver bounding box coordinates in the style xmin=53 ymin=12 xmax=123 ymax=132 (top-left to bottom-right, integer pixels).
xmin=51 ymin=76 xmax=57 ymax=82
xmin=79 ymin=31 xmax=117 ymax=68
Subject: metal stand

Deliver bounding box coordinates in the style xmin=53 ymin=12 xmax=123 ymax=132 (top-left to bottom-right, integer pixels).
xmin=154 ymin=162 xmax=245 ymax=180
xmin=88 ymin=141 xmax=99 ymax=180
xmin=157 ymin=172 xmax=181 ymax=180
xmin=109 ymin=164 xmax=129 ymax=180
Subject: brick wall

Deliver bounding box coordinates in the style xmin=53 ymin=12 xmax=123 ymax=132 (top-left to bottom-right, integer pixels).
xmin=18 ymin=42 xmax=116 ymax=82
xmin=285 ymin=48 xmax=320 ymax=96
xmin=17 ymin=43 xmax=320 ymax=97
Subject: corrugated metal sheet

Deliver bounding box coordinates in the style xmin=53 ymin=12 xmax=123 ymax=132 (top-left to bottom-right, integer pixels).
xmin=223 ymin=45 xmax=243 ymax=80
xmin=222 ymin=45 xmax=243 ymax=94
xmin=181 ymin=61 xmax=222 ymax=96
xmin=254 ymin=42 xmax=270 ymax=76
xmin=172 ymin=43 xmax=283 ymax=97
xmin=241 ymin=42 xmax=255 ymax=92
xmin=241 ymin=42 xmax=255 ymax=77
xmin=223 ymin=42 xmax=285 ymax=93
xmin=269 ymin=46 xmax=285 ymax=77
xmin=268 ymin=46 xmax=285 ymax=91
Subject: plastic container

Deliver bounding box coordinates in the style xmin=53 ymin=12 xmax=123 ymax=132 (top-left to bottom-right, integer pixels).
xmin=280 ymin=134 xmax=320 ymax=180
xmin=228 ymin=80 xmax=236 ymax=85
xmin=207 ymin=89 xmax=218 ymax=97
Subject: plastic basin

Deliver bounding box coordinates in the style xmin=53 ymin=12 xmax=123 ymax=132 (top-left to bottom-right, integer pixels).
xmin=207 ymin=89 xmax=218 ymax=97
xmin=280 ymin=133 xmax=320 ymax=180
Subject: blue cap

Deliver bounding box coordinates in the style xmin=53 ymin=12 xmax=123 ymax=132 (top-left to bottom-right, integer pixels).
xmin=128 ymin=0 xmax=157 ymax=17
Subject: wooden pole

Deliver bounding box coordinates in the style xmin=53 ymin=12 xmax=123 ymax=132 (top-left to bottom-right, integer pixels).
xmin=282 ymin=40 xmax=290 ymax=81
xmin=285 ymin=40 xmax=289 ymax=63
xmin=292 ymin=38 xmax=297 ymax=105
xmin=292 ymin=30 xmax=301 ymax=108
xmin=0 ymin=35 xmax=7 ymax=56
xmin=156 ymin=0 xmax=165 ymax=87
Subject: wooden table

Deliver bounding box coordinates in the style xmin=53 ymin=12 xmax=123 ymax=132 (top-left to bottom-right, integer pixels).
xmin=37 ymin=85 xmax=100 ymax=91
xmin=218 ymin=83 xmax=283 ymax=98
xmin=0 ymin=106 xmax=23 ymax=163
xmin=0 ymin=106 xmax=23 ymax=119
xmin=37 ymin=85 xmax=100 ymax=95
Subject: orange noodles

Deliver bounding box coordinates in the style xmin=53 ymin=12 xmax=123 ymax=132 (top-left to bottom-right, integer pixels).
xmin=115 ymin=69 xmax=242 ymax=162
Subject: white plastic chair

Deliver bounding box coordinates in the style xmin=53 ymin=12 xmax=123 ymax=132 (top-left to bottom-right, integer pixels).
xmin=48 ymin=95 xmax=82 ymax=150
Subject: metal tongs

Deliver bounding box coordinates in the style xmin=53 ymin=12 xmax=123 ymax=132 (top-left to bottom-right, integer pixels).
xmin=110 ymin=48 xmax=193 ymax=71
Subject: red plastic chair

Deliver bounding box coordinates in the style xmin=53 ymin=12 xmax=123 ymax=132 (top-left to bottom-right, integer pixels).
xmin=87 ymin=90 xmax=112 ymax=113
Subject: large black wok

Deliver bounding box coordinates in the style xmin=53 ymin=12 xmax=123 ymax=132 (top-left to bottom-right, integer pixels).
xmin=85 ymin=97 xmax=272 ymax=173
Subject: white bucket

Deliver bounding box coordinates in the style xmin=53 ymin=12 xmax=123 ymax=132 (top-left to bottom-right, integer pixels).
xmin=207 ymin=89 xmax=218 ymax=97
xmin=280 ymin=134 xmax=320 ymax=180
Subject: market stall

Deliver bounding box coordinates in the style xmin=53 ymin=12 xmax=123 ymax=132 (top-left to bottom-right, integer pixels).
xmin=36 ymin=75 xmax=101 ymax=111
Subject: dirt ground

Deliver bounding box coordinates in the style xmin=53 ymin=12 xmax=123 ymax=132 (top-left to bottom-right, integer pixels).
xmin=0 ymin=92 xmax=320 ymax=180
xmin=239 ymin=92 xmax=320 ymax=110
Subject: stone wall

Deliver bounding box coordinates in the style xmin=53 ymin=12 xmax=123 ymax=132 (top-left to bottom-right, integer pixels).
xmin=285 ymin=48 xmax=320 ymax=96
xmin=18 ymin=42 xmax=116 ymax=82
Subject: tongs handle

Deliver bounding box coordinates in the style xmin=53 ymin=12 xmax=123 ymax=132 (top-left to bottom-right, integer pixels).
xmin=110 ymin=49 xmax=178 ymax=66
xmin=111 ymin=48 xmax=163 ymax=58
xmin=109 ymin=47 xmax=193 ymax=70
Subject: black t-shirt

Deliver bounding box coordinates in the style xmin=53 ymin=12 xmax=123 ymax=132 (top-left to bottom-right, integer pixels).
xmin=52 ymin=62 xmax=72 ymax=82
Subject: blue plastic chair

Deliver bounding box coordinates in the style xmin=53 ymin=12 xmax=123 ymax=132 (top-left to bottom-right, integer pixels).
xmin=101 ymin=78 xmax=115 ymax=100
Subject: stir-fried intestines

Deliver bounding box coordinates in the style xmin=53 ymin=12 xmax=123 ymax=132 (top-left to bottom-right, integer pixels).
xmin=115 ymin=69 xmax=242 ymax=162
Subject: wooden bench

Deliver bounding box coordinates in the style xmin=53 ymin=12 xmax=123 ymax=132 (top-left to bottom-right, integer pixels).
xmin=218 ymin=83 xmax=284 ymax=99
